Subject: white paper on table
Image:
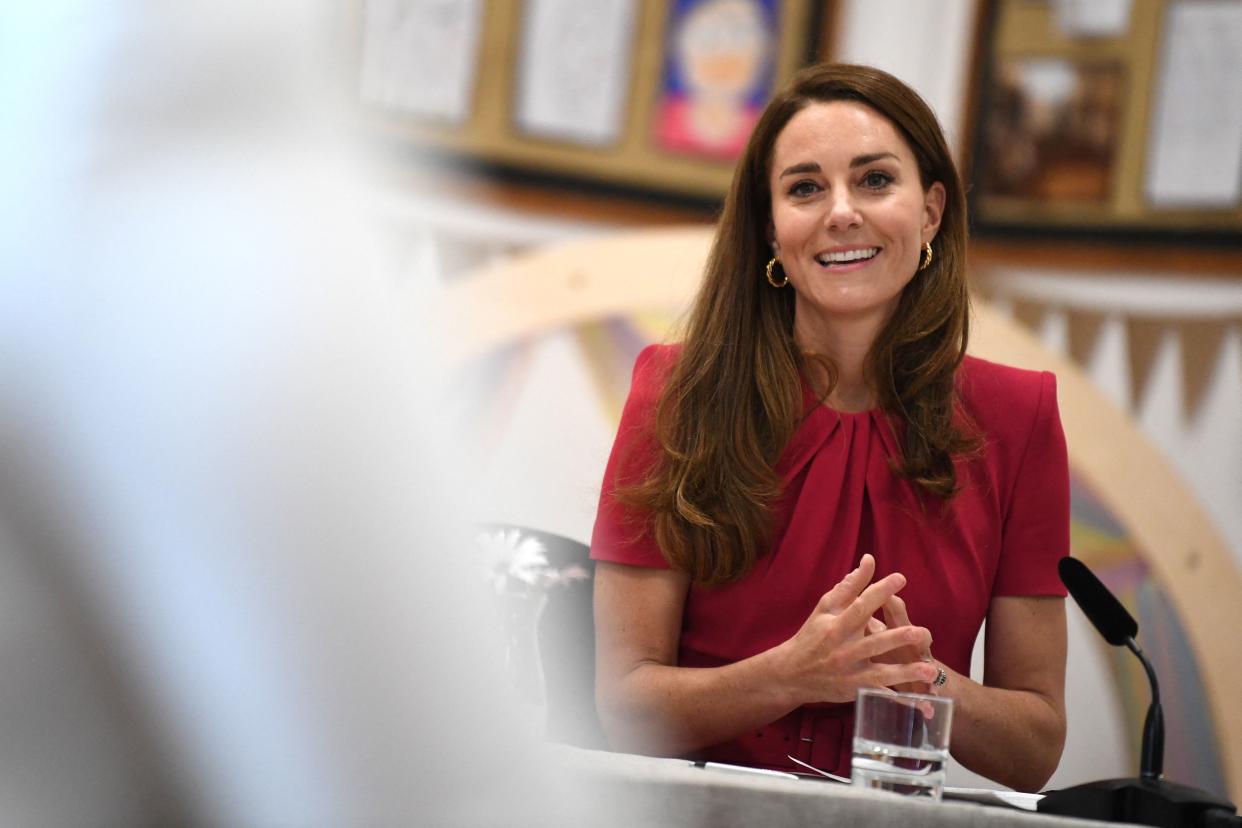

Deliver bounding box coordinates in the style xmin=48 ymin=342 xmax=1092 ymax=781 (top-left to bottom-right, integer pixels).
xmin=515 ymin=0 xmax=639 ymax=146
xmin=1145 ymin=0 xmax=1242 ymax=208
xmin=1053 ymin=0 xmax=1133 ymax=37
xmin=358 ymin=0 xmax=484 ymax=124
xmin=944 ymin=786 xmax=1044 ymax=811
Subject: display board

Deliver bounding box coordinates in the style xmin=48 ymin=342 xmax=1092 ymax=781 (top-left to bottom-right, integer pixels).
xmin=353 ymin=0 xmax=829 ymax=200
xmin=968 ymin=0 xmax=1242 ymax=242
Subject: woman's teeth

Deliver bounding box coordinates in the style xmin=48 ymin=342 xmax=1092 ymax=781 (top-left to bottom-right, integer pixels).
xmin=815 ymin=247 xmax=879 ymax=265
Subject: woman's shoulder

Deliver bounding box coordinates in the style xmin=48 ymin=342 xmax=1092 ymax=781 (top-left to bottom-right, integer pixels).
xmin=957 ymin=355 xmax=1058 ymax=434
xmin=612 ymin=343 xmax=681 ymax=433
xmin=635 ymin=342 xmax=681 ymax=369
xmin=958 ymin=354 xmax=1052 ymax=400
xmin=629 ymin=343 xmax=681 ymax=396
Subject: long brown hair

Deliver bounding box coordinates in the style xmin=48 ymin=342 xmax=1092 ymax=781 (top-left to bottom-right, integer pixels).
xmin=620 ymin=63 xmax=975 ymax=586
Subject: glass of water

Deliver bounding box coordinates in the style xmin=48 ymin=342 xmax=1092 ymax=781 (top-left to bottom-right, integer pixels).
xmin=851 ymin=688 xmax=954 ymax=799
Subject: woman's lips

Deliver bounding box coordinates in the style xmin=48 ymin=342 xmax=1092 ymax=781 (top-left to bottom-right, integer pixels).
xmin=814 ymin=246 xmax=881 ymax=271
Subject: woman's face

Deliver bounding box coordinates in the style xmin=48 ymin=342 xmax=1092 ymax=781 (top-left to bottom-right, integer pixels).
xmin=767 ymin=100 xmax=944 ymax=332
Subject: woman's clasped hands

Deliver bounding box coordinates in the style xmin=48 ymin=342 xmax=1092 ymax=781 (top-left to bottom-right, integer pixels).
xmin=772 ymin=553 xmax=939 ymax=705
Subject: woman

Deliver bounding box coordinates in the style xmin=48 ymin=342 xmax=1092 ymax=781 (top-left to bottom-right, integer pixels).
xmin=590 ymin=64 xmax=1068 ymax=793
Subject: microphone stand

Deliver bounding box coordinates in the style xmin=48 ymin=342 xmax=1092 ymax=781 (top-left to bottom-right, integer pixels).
xmin=1038 ymin=636 xmax=1235 ymax=827
xmin=1127 ymin=637 xmax=1163 ymax=783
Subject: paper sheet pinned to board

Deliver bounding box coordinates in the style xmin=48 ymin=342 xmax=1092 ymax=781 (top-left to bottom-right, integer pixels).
xmin=358 ymin=0 xmax=484 ymax=124
xmin=1145 ymin=0 xmax=1242 ymax=208
xmin=515 ymin=0 xmax=639 ymax=147
xmin=1053 ymin=0 xmax=1133 ymax=37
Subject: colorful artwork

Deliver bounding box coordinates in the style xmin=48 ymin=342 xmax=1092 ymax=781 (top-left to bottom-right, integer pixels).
xmin=1068 ymin=476 xmax=1228 ymax=798
xmin=574 ymin=312 xmax=674 ymax=423
xmin=653 ymin=0 xmax=779 ymax=159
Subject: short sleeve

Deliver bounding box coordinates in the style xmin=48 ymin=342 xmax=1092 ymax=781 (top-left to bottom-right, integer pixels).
xmin=589 ymin=345 xmax=673 ymax=569
xmin=993 ymin=371 xmax=1070 ymax=597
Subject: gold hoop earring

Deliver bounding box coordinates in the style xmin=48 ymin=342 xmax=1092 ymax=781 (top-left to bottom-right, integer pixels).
xmin=918 ymin=242 xmax=934 ymax=272
xmin=765 ymin=257 xmax=788 ymax=288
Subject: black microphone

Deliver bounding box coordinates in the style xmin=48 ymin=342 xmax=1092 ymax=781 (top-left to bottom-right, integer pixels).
xmin=1038 ymin=557 xmax=1237 ymax=827
xmin=1057 ymin=555 xmax=1136 ymax=645
xmin=1058 ymin=556 xmax=1162 ymax=780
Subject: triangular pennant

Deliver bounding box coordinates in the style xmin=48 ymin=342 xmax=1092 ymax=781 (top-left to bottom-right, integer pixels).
xmin=1011 ymin=297 xmax=1047 ymax=338
xmin=1126 ymin=318 xmax=1168 ymax=411
xmin=1179 ymin=320 xmax=1230 ymax=423
xmin=1068 ymin=310 xmax=1106 ymax=370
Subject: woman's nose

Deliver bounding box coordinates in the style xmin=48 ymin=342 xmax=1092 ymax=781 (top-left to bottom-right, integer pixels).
xmin=825 ymin=190 xmax=862 ymax=230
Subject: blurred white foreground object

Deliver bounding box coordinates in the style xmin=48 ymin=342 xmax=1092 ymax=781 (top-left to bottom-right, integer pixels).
xmin=0 ymin=2 xmax=579 ymax=825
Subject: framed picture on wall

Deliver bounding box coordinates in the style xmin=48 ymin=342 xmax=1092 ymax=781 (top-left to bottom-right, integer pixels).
xmin=976 ymin=57 xmax=1125 ymax=206
xmin=355 ymin=0 xmax=830 ymax=201
xmin=652 ymin=0 xmax=783 ymax=161
xmin=966 ymin=0 xmax=1242 ymax=242
xmin=357 ymin=0 xmax=486 ymax=125
xmin=514 ymin=0 xmax=641 ymax=148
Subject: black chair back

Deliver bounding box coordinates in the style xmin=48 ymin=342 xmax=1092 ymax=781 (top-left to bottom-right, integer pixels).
xmin=479 ymin=525 xmax=606 ymax=750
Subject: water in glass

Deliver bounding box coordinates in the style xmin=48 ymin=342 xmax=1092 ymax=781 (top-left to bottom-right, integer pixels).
xmin=851 ymin=736 xmax=947 ymax=798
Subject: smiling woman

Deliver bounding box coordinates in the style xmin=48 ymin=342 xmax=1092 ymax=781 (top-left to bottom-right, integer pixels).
xmin=769 ymin=100 xmax=946 ymax=398
xmin=590 ymin=64 xmax=1069 ymax=793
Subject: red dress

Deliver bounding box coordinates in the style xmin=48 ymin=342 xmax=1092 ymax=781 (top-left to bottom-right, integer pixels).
xmin=590 ymin=344 xmax=1069 ymax=775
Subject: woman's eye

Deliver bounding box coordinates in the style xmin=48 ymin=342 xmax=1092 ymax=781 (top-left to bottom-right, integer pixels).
xmin=788 ymin=180 xmax=820 ymax=198
xmin=861 ymin=171 xmax=893 ymax=189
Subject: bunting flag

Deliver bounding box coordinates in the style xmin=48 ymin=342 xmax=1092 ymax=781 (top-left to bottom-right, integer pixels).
xmin=1125 ymin=318 xmax=1168 ymax=413
xmin=1180 ymin=320 xmax=1230 ymax=422
xmin=1010 ymin=297 xmax=1048 ymax=339
xmin=1067 ymin=309 xmax=1105 ymax=368
xmin=997 ymin=295 xmax=1237 ymax=424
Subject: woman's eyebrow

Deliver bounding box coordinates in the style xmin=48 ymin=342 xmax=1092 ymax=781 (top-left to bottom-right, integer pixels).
xmin=778 ymin=152 xmax=900 ymax=178
xmin=850 ymin=152 xmax=899 ymax=168
xmin=778 ymin=161 xmax=820 ymax=178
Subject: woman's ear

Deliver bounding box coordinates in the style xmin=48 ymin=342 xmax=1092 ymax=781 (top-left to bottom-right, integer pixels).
xmin=922 ymin=181 xmax=946 ymax=243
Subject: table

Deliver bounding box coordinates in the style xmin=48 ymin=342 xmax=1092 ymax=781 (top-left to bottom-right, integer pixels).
xmin=548 ymin=746 xmax=1143 ymax=828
